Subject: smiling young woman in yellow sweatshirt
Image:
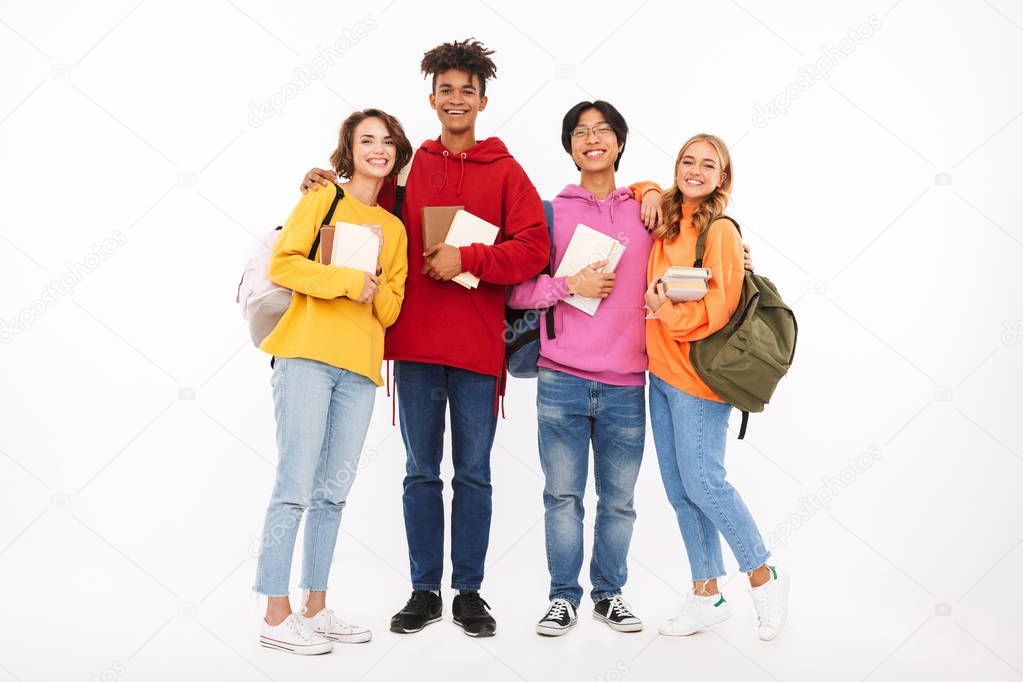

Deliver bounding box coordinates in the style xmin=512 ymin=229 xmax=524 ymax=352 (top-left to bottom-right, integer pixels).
xmin=252 ymin=109 xmax=412 ymax=655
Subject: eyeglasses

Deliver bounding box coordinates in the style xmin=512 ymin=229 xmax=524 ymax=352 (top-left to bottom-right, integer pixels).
xmin=570 ymin=124 xmax=615 ymax=139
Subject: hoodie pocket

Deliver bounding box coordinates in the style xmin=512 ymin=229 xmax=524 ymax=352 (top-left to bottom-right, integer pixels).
xmin=552 ymin=303 xmax=647 ymax=374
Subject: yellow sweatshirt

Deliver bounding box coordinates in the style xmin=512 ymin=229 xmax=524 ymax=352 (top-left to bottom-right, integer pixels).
xmin=646 ymin=205 xmax=745 ymax=402
xmin=259 ymin=186 xmax=408 ymax=386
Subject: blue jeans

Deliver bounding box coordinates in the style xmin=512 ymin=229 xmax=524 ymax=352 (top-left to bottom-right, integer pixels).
xmin=253 ymin=357 xmax=376 ymax=596
xmin=537 ymin=368 xmax=645 ymax=608
xmin=648 ymin=374 xmax=769 ymax=580
xmin=395 ymin=360 xmax=498 ymax=591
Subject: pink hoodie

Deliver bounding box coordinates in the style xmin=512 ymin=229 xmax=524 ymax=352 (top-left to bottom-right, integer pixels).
xmin=508 ymin=184 xmax=653 ymax=386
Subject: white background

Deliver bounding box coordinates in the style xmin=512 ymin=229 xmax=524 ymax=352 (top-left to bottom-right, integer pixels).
xmin=2 ymin=0 xmax=1022 ymax=680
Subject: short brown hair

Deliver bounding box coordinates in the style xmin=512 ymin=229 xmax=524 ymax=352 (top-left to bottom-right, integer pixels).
xmin=421 ymin=38 xmax=497 ymax=97
xmin=330 ymin=109 xmax=413 ymax=180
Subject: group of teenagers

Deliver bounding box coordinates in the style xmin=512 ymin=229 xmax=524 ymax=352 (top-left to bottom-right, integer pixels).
xmin=252 ymin=38 xmax=790 ymax=655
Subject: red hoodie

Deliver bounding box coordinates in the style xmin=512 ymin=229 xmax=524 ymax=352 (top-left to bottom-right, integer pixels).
xmin=380 ymin=137 xmax=549 ymax=381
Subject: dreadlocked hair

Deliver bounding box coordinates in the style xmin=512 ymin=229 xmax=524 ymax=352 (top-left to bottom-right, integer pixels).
xmin=420 ymin=38 xmax=497 ymax=96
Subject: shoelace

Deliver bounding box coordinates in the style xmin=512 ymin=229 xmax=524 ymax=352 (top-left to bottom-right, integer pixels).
xmin=459 ymin=592 xmax=491 ymax=616
xmin=608 ymin=596 xmax=635 ymax=618
xmin=287 ymin=614 xmax=318 ymax=642
xmin=406 ymin=591 xmax=435 ymax=614
xmin=545 ymin=600 xmax=570 ymax=621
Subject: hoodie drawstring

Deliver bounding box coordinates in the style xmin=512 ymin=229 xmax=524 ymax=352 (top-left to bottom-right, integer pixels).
xmin=437 ymin=151 xmax=449 ymax=194
xmin=457 ymin=153 xmax=466 ymax=196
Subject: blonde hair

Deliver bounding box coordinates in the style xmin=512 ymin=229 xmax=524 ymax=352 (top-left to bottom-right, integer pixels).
xmin=654 ymin=134 xmax=733 ymax=242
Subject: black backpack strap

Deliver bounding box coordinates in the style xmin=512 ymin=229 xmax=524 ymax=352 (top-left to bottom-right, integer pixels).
xmin=693 ymin=215 xmax=741 ymax=268
xmin=544 ymin=306 xmax=556 ymax=340
xmin=394 ymin=184 xmax=406 ymax=222
xmin=308 ymin=184 xmax=345 ymax=260
xmin=738 ymin=410 xmax=749 ymax=439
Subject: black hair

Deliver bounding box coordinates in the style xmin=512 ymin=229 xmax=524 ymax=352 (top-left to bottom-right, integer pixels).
xmin=561 ymin=100 xmax=629 ymax=171
xmin=421 ymin=38 xmax=497 ymax=97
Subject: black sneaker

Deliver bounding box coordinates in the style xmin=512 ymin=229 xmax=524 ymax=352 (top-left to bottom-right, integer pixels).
xmin=389 ymin=590 xmax=443 ymax=634
xmin=535 ymin=598 xmax=577 ymax=637
xmin=593 ymin=596 xmax=643 ymax=632
xmin=452 ymin=590 xmax=496 ymax=637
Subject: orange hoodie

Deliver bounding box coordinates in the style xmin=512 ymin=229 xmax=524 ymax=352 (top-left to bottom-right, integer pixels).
xmin=646 ymin=204 xmax=745 ymax=401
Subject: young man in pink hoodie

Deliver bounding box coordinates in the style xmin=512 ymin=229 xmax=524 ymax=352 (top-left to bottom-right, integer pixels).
xmin=508 ymin=101 xmax=651 ymax=637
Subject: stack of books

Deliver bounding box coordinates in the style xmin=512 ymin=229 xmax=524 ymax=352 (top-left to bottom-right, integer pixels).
xmin=661 ymin=266 xmax=712 ymax=302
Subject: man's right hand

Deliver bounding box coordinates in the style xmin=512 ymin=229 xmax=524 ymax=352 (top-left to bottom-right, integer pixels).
xmin=301 ymin=168 xmax=338 ymax=193
xmin=567 ymin=259 xmax=615 ymax=299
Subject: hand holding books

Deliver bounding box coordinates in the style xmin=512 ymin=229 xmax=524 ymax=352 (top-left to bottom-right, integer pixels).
xmin=567 ymin=258 xmax=615 ymax=299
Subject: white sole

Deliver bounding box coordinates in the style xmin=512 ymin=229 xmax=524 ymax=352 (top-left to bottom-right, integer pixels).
xmin=536 ymin=621 xmax=576 ymax=637
xmin=390 ymin=614 xmax=442 ymax=634
xmin=258 ymin=636 xmax=332 ymax=655
xmin=592 ymin=612 xmax=643 ymax=632
xmin=319 ymin=630 xmax=372 ymax=644
xmin=658 ymin=608 xmax=733 ymax=636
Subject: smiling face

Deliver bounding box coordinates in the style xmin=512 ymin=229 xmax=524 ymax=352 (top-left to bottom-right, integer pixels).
xmin=570 ymin=107 xmax=622 ymax=174
xmin=350 ymin=117 xmax=397 ymax=180
xmin=675 ymin=139 xmax=727 ymax=203
xmin=429 ymin=68 xmax=487 ymax=135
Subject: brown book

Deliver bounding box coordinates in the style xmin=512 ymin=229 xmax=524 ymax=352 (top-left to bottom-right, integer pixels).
xmin=664 ymin=278 xmax=707 ymax=291
xmin=422 ymin=206 xmax=463 ymax=248
xmin=318 ymin=225 xmax=335 ymax=264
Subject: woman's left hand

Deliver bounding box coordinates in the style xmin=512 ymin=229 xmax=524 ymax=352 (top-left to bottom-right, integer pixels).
xmin=645 ymin=278 xmax=668 ymax=312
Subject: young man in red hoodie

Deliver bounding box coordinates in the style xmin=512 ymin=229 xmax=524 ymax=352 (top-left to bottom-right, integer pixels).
xmin=302 ymin=39 xmax=549 ymax=638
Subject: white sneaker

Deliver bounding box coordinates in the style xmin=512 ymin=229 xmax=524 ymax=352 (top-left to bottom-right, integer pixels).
xmin=536 ymin=599 xmax=577 ymax=637
xmin=303 ymin=608 xmax=372 ymax=644
xmin=658 ymin=592 xmax=733 ymax=636
xmin=259 ymin=614 xmax=333 ymax=655
xmin=751 ymin=565 xmax=789 ymax=641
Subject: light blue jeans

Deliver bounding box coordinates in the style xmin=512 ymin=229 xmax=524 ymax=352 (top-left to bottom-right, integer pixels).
xmin=253 ymin=357 xmax=376 ymax=596
xmin=648 ymin=374 xmax=769 ymax=581
xmin=537 ymin=368 xmax=645 ymax=608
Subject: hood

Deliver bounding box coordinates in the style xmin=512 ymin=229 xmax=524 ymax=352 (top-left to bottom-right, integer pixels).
xmin=555 ymin=183 xmax=635 ymax=223
xmin=419 ymin=137 xmax=513 ymax=196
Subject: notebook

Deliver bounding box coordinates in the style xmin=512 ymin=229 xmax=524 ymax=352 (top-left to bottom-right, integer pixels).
xmin=443 ymin=210 xmax=500 ymax=289
xmin=553 ymin=224 xmax=625 ymax=316
xmin=422 ymin=205 xmax=463 ymax=248
xmin=661 ymin=265 xmax=711 ymax=302
xmin=320 ymin=222 xmax=380 ymax=274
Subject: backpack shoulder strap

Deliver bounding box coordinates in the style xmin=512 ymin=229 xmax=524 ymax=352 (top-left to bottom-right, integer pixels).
xmin=308 ymin=183 xmax=344 ymax=260
xmin=693 ymin=215 xmax=741 ymax=267
xmin=392 ymin=155 xmax=416 ymax=221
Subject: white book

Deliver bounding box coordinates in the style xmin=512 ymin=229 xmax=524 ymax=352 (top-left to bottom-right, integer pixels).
xmin=331 ymin=222 xmax=380 ymax=274
xmin=553 ymin=224 xmax=625 ymax=316
xmin=444 ymin=210 xmax=500 ymax=289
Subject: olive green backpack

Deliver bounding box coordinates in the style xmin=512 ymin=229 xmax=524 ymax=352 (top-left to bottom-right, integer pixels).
xmin=690 ymin=216 xmax=797 ymax=438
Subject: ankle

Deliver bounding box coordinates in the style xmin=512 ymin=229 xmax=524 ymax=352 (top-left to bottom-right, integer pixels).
xmin=303 ymin=590 xmax=327 ymax=616
xmin=693 ymin=579 xmax=719 ymax=596
xmin=748 ymin=565 xmax=772 ymax=588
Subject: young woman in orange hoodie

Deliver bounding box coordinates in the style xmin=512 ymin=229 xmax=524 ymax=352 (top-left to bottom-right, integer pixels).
xmin=643 ymin=134 xmax=790 ymax=641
